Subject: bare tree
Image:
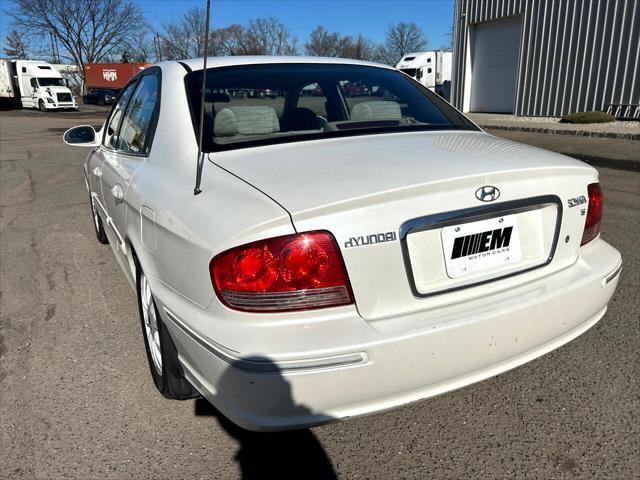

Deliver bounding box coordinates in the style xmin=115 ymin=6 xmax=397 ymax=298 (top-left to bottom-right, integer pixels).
xmin=305 ymin=26 xmax=348 ymax=57
xmin=3 ymin=29 xmax=28 ymax=58
xmin=343 ymin=34 xmax=376 ymax=61
xmin=161 ymin=7 xmax=207 ymax=60
xmin=124 ymin=31 xmax=155 ymax=63
xmin=305 ymin=26 xmax=375 ymax=60
xmin=239 ymin=17 xmax=297 ymax=55
xmin=107 ymin=31 xmax=154 ymax=64
xmin=161 ymin=12 xmax=296 ymax=59
xmin=376 ymin=22 xmax=428 ymax=65
xmin=8 ymin=0 xmax=145 ymax=76
xmin=210 ymin=24 xmax=245 ymax=56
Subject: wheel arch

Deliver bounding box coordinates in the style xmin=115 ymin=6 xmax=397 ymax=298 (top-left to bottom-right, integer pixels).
xmin=125 ymin=234 xmax=158 ymax=291
xmin=125 ymin=237 xmax=141 ymax=279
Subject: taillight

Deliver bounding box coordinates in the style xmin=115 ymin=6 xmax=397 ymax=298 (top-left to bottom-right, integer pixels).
xmin=581 ymin=183 xmax=603 ymax=246
xmin=210 ymin=231 xmax=354 ymax=312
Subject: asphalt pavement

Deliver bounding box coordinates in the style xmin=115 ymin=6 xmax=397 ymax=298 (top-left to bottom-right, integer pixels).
xmin=485 ymin=129 xmax=640 ymax=172
xmin=1 ymin=105 xmax=638 ymax=479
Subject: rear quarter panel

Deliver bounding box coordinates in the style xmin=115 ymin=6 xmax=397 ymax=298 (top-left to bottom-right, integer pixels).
xmin=126 ymin=62 xmax=293 ymax=309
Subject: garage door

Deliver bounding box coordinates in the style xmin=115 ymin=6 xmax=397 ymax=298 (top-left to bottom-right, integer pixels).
xmin=470 ymin=16 xmax=522 ymax=113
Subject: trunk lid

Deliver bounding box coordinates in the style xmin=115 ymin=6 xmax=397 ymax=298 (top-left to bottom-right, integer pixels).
xmin=215 ymin=131 xmax=597 ymax=319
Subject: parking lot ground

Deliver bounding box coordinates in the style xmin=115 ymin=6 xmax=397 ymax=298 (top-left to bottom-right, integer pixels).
xmin=487 ymin=128 xmax=640 ymax=172
xmin=469 ymin=113 xmax=640 ymax=140
xmin=1 ymin=107 xmax=639 ymax=479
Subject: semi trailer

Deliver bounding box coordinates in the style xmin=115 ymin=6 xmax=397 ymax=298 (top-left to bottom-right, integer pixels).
xmin=396 ymin=51 xmax=453 ymax=101
xmin=0 ymin=59 xmax=77 ymax=110
xmin=83 ymin=63 xmax=150 ymax=91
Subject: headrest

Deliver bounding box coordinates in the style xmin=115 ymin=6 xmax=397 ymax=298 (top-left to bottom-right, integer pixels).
xmin=350 ymin=101 xmax=402 ymax=121
xmin=213 ymin=106 xmax=280 ymax=137
xmin=280 ymin=107 xmax=322 ymax=131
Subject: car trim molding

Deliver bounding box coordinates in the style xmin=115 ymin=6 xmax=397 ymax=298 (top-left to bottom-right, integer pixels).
xmin=178 ymin=61 xmax=192 ymax=73
xmin=399 ymin=195 xmax=563 ymax=299
xmin=603 ymin=261 xmax=622 ymax=286
xmin=91 ymin=192 xmax=126 ymax=251
xmin=162 ymin=307 xmax=366 ymax=373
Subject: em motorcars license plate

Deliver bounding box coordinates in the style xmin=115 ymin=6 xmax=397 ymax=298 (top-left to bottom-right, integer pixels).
xmin=441 ymin=214 xmax=522 ymax=279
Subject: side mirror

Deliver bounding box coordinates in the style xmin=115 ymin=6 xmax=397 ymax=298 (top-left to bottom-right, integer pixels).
xmin=63 ymin=125 xmax=99 ymax=147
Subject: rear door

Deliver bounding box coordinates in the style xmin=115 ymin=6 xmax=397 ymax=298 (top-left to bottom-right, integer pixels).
xmin=99 ymin=72 xmax=160 ymax=260
xmin=89 ymin=79 xmax=137 ymax=251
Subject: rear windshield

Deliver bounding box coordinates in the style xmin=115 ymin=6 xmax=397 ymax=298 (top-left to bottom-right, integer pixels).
xmin=184 ymin=63 xmax=477 ymax=151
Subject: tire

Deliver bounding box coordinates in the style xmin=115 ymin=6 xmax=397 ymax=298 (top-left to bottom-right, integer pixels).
xmin=38 ymin=100 xmax=47 ymax=112
xmin=89 ymin=195 xmax=109 ymax=244
xmin=136 ymin=264 xmax=199 ymax=400
xmin=98 ymin=98 xmax=105 ymax=106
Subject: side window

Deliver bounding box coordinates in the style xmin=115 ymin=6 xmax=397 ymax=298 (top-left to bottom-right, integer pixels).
xmin=297 ymin=83 xmax=328 ymax=119
xmin=104 ymin=81 xmax=137 ymax=149
xmin=116 ymin=75 xmax=159 ymax=155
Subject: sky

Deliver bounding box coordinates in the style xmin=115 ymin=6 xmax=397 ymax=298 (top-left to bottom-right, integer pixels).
xmin=1 ymin=0 xmax=455 ymax=56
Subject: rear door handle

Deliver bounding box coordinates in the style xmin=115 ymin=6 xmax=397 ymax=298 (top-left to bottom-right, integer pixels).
xmin=111 ymin=184 xmax=124 ymax=203
xmin=92 ymin=166 xmax=102 ymax=177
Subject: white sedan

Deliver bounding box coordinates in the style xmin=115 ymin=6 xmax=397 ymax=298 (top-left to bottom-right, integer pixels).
xmin=63 ymin=57 xmax=621 ymax=431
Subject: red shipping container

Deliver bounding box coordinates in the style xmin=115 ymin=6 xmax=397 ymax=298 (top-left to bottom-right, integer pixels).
xmin=84 ymin=63 xmax=151 ymax=89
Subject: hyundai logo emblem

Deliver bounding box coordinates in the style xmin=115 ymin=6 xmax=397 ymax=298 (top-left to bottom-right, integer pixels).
xmin=475 ymin=186 xmax=500 ymax=202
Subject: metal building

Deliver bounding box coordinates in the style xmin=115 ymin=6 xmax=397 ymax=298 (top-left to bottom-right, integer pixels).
xmin=451 ymin=0 xmax=640 ymax=118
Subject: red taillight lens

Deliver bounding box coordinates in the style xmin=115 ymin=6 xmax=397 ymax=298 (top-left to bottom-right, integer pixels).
xmin=232 ymin=247 xmax=277 ymax=291
xmin=581 ymin=183 xmax=603 ymax=246
xmin=210 ymin=231 xmax=354 ymax=312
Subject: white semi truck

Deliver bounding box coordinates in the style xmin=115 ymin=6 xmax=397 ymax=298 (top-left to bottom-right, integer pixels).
xmin=0 ymin=59 xmax=77 ymax=111
xmin=396 ymin=51 xmax=452 ymax=101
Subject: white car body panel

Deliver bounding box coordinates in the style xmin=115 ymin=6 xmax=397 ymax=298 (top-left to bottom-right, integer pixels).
xmin=159 ymin=237 xmax=619 ymax=431
xmin=215 ymin=131 xmax=596 ymax=319
xmin=69 ymin=57 xmax=621 ymax=431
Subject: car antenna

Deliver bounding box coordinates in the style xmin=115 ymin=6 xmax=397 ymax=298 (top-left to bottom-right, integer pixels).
xmin=194 ymin=0 xmax=211 ymax=195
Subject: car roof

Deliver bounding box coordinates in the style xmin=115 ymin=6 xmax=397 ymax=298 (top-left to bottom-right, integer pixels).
xmin=175 ymin=55 xmax=395 ymax=72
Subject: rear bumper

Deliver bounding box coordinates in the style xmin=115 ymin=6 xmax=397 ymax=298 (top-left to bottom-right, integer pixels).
xmin=161 ymin=238 xmax=621 ymax=431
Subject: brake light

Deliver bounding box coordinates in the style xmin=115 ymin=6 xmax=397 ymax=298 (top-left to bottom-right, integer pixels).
xmin=581 ymin=183 xmax=603 ymax=246
xmin=210 ymin=231 xmax=354 ymax=312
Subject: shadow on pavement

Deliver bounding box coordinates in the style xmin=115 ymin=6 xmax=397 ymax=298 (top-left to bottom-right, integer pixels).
xmin=195 ymin=356 xmax=337 ymax=480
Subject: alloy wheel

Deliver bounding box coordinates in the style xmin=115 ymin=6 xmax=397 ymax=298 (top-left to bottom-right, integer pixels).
xmin=140 ymin=273 xmax=162 ymax=375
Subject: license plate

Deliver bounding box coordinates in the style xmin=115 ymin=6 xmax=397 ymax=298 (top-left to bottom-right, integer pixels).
xmin=441 ymin=214 xmax=522 ymax=279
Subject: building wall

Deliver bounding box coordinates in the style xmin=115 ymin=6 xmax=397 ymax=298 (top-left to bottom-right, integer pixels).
xmin=451 ymin=0 xmax=640 ymax=117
